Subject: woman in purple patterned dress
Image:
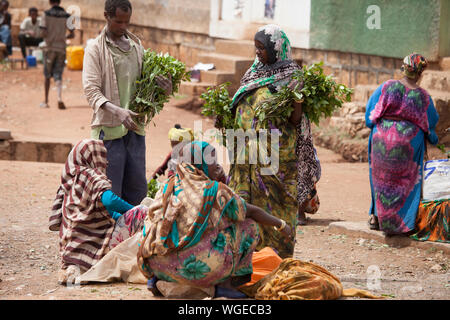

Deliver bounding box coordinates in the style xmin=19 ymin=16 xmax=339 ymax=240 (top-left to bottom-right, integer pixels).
xmin=365 ymin=53 xmax=439 ymax=234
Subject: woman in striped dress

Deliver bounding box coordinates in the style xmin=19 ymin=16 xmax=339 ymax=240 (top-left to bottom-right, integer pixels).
xmin=49 ymin=139 xmax=147 ymax=284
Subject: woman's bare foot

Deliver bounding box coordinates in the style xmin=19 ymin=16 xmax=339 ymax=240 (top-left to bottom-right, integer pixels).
xmin=57 ymin=265 xmax=80 ymax=285
xmin=297 ymin=210 xmax=307 ymax=226
xmin=368 ymin=215 xmax=379 ymax=230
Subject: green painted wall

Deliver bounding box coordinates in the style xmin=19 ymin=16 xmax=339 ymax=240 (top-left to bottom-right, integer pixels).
xmin=439 ymin=0 xmax=450 ymax=58
xmin=310 ymin=0 xmax=448 ymax=60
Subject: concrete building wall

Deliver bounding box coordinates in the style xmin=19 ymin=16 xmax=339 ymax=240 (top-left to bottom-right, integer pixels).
xmin=12 ymin=0 xmax=211 ymax=35
xmin=310 ymin=0 xmax=449 ymax=61
xmin=210 ymin=0 xmax=311 ymax=48
xmin=11 ymin=0 xmax=448 ymax=61
xmin=9 ymin=0 xmax=447 ymax=87
xmin=219 ymin=0 xmax=310 ymax=31
xmin=439 ymin=0 xmax=450 ymax=58
xmin=11 ymin=0 xmax=214 ymax=67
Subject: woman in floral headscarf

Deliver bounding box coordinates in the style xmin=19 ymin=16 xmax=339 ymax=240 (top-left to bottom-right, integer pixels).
xmin=225 ymin=24 xmax=319 ymax=258
xmin=365 ymin=53 xmax=439 ymax=234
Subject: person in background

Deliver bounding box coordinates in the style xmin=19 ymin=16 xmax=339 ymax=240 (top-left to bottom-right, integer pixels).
xmin=82 ymin=0 xmax=172 ymax=206
xmin=50 ymin=139 xmax=148 ymax=284
xmin=366 ymin=53 xmax=439 ymax=235
xmin=151 ymin=124 xmax=194 ymax=180
xmin=39 ymin=0 xmax=75 ymax=109
xmin=18 ymin=7 xmax=43 ymax=59
xmin=0 ymin=0 xmax=12 ymax=56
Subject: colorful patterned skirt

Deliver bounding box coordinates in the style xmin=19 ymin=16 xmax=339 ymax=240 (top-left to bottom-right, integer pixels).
xmin=228 ymin=87 xmax=299 ymax=258
xmin=410 ymin=199 xmax=449 ymax=243
xmin=109 ymin=205 xmax=148 ymax=249
xmin=368 ymin=119 xmax=426 ymax=234
xmin=141 ymin=218 xmax=259 ymax=288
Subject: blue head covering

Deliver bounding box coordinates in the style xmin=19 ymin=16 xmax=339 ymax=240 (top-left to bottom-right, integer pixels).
xmin=189 ymin=141 xmax=213 ymax=177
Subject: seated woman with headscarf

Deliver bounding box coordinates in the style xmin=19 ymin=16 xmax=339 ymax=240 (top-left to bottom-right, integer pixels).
xmin=49 ymin=139 xmax=148 ymax=284
xmin=366 ymin=53 xmax=439 ymax=234
xmin=137 ymin=141 xmax=294 ymax=291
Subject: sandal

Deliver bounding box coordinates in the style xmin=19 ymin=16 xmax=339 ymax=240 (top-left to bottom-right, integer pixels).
xmin=147 ymin=277 xmax=162 ymax=296
xmin=368 ymin=215 xmax=380 ymax=230
xmin=58 ymin=101 xmax=66 ymax=110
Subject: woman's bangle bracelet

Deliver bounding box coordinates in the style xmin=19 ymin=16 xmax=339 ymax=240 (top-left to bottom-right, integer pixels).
xmin=274 ymin=220 xmax=286 ymax=232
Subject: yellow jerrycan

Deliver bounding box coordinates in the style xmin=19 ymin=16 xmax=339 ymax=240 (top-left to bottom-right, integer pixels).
xmin=66 ymin=46 xmax=84 ymax=70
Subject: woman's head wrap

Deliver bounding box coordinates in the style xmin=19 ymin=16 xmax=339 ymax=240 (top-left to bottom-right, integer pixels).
xmin=187 ymin=141 xmax=215 ymax=177
xmin=168 ymin=124 xmax=194 ymax=143
xmin=401 ymin=53 xmax=428 ymax=79
xmin=232 ymin=24 xmax=299 ymax=107
xmin=254 ymin=24 xmax=293 ymax=64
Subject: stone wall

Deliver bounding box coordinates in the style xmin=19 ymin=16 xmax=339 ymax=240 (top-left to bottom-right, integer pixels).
xmin=0 ymin=140 xmax=73 ymax=163
xmin=79 ymin=18 xmax=408 ymax=88
xmin=290 ymin=48 xmax=406 ymax=88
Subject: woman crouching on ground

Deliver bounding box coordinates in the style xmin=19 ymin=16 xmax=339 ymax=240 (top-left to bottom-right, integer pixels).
xmin=137 ymin=141 xmax=294 ymax=292
xmin=49 ymin=139 xmax=147 ymax=284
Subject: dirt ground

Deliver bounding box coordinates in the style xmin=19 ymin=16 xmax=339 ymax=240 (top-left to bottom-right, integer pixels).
xmin=0 ymin=58 xmax=448 ymax=301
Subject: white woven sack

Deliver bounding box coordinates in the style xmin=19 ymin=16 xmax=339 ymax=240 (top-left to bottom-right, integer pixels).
xmin=422 ymin=159 xmax=450 ymax=201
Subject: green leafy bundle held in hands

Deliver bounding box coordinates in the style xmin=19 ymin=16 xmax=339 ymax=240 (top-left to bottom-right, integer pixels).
xmin=199 ymin=62 xmax=353 ymax=132
xmin=131 ymin=50 xmax=191 ymax=125
xmin=147 ymin=178 xmax=161 ymax=199
xmin=200 ymin=82 xmax=234 ymax=129
xmin=200 ymin=82 xmax=235 ymax=146
xmin=255 ymin=62 xmax=353 ymax=126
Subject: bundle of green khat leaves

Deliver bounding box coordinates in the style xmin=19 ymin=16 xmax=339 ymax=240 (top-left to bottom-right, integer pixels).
xmin=131 ymin=50 xmax=191 ymax=125
xmin=200 ymin=82 xmax=235 ymax=146
xmin=200 ymin=82 xmax=235 ymax=129
xmin=147 ymin=178 xmax=161 ymax=199
xmin=255 ymin=62 xmax=353 ymax=127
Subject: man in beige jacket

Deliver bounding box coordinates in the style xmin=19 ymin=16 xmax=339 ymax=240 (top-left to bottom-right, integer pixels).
xmin=82 ymin=0 xmax=172 ymax=205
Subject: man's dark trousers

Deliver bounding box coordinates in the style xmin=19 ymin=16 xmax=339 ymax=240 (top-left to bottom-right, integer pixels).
xmin=100 ymin=130 xmax=148 ymax=206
